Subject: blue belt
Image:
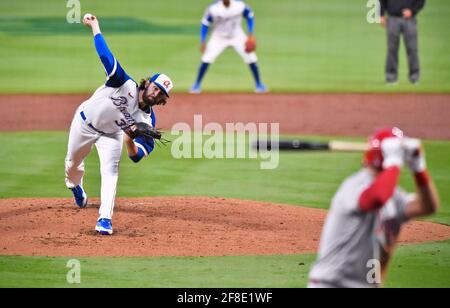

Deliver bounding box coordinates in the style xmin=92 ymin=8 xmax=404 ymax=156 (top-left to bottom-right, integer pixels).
xmin=80 ymin=111 xmax=105 ymax=134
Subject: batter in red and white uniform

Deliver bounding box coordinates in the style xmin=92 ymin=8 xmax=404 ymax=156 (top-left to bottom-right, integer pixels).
xmin=308 ymin=127 xmax=440 ymax=288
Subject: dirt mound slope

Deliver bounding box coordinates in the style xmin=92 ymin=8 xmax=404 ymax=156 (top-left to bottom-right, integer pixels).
xmin=0 ymin=197 xmax=449 ymax=257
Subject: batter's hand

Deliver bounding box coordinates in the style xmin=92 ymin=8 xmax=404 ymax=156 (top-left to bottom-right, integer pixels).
xmin=381 ymin=137 xmax=404 ymax=169
xmin=200 ymin=43 xmax=206 ymax=53
xmin=403 ymin=138 xmax=426 ymax=173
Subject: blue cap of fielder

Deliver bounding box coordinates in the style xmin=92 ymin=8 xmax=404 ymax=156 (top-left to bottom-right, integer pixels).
xmin=150 ymin=73 xmax=173 ymax=97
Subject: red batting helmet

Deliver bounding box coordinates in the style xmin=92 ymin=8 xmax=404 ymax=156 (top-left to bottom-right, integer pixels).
xmin=364 ymin=127 xmax=404 ymax=170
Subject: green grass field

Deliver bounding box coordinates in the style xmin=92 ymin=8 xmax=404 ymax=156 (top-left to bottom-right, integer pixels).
xmin=0 ymin=132 xmax=449 ymax=288
xmin=0 ymin=0 xmax=449 ymax=93
xmin=1 ymin=240 xmax=449 ymax=288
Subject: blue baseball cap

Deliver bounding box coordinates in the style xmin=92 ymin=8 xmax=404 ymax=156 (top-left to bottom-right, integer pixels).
xmin=149 ymin=73 xmax=173 ymax=97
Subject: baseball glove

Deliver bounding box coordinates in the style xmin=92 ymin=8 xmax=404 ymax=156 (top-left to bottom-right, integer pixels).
xmin=125 ymin=122 xmax=169 ymax=145
xmin=134 ymin=122 xmax=162 ymax=139
xmin=245 ymin=36 xmax=256 ymax=53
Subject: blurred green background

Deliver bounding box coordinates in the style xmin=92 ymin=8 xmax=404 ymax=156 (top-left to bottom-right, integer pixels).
xmin=0 ymin=0 xmax=449 ymax=93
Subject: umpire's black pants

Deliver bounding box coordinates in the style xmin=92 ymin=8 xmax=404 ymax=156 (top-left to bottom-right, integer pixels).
xmin=386 ymin=16 xmax=420 ymax=83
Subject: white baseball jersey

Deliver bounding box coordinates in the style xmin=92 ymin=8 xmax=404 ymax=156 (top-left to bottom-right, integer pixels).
xmin=201 ymin=1 xmax=257 ymax=64
xmin=308 ymin=169 xmax=412 ymax=288
xmin=79 ymin=80 xmax=152 ymax=135
xmin=202 ymin=0 xmax=252 ymax=38
xmin=79 ymin=33 xmax=155 ymax=136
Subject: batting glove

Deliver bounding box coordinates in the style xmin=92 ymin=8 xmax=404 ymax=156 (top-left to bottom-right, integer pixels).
xmin=403 ymin=138 xmax=427 ymax=173
xmin=381 ymin=137 xmax=404 ymax=169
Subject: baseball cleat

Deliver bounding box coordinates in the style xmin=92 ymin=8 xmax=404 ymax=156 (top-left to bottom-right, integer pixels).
xmin=70 ymin=185 xmax=88 ymax=208
xmin=255 ymin=83 xmax=268 ymax=93
xmin=189 ymin=84 xmax=202 ymax=94
xmin=95 ymin=218 xmax=113 ymax=235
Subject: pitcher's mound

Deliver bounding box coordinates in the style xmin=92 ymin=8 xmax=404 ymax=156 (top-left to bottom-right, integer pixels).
xmin=0 ymin=197 xmax=449 ymax=257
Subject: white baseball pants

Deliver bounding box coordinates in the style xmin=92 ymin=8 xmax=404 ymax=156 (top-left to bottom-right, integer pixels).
xmin=202 ymin=30 xmax=258 ymax=64
xmin=65 ymin=108 xmax=123 ymax=220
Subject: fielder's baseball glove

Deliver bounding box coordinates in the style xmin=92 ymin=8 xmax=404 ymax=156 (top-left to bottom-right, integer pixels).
xmin=245 ymin=36 xmax=256 ymax=53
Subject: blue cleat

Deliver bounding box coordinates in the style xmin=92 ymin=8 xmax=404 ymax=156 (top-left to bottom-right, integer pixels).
xmin=95 ymin=218 xmax=113 ymax=235
xmin=70 ymin=185 xmax=88 ymax=208
xmin=189 ymin=83 xmax=202 ymax=94
xmin=255 ymin=83 xmax=268 ymax=93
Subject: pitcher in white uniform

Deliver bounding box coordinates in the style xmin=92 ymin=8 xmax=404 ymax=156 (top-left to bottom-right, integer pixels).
xmin=190 ymin=0 xmax=267 ymax=94
xmin=65 ymin=14 xmax=174 ymax=235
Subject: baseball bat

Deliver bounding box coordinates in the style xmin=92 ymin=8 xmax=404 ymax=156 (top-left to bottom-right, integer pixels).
xmin=253 ymin=139 xmax=368 ymax=152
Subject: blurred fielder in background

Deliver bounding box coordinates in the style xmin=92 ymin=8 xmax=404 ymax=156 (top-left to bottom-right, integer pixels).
xmin=190 ymin=0 xmax=267 ymax=94
xmin=308 ymin=127 xmax=439 ymax=288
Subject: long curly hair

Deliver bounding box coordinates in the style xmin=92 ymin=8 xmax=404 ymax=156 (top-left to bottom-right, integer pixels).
xmin=138 ymin=78 xmax=148 ymax=91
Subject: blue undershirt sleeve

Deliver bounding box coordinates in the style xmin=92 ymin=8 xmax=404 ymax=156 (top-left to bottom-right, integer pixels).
xmin=243 ymin=7 xmax=254 ymax=34
xmin=94 ymin=33 xmax=130 ymax=87
xmin=129 ymin=147 xmax=145 ymax=163
xmin=201 ymin=23 xmax=209 ymax=43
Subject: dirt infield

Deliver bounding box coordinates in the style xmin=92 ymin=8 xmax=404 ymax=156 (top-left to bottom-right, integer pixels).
xmin=1 ymin=93 xmax=449 ymax=139
xmin=0 ymin=197 xmax=449 ymax=257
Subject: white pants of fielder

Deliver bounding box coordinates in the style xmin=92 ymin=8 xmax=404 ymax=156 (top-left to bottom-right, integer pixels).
xmin=65 ymin=108 xmax=123 ymax=220
xmin=202 ymin=29 xmax=258 ymax=64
